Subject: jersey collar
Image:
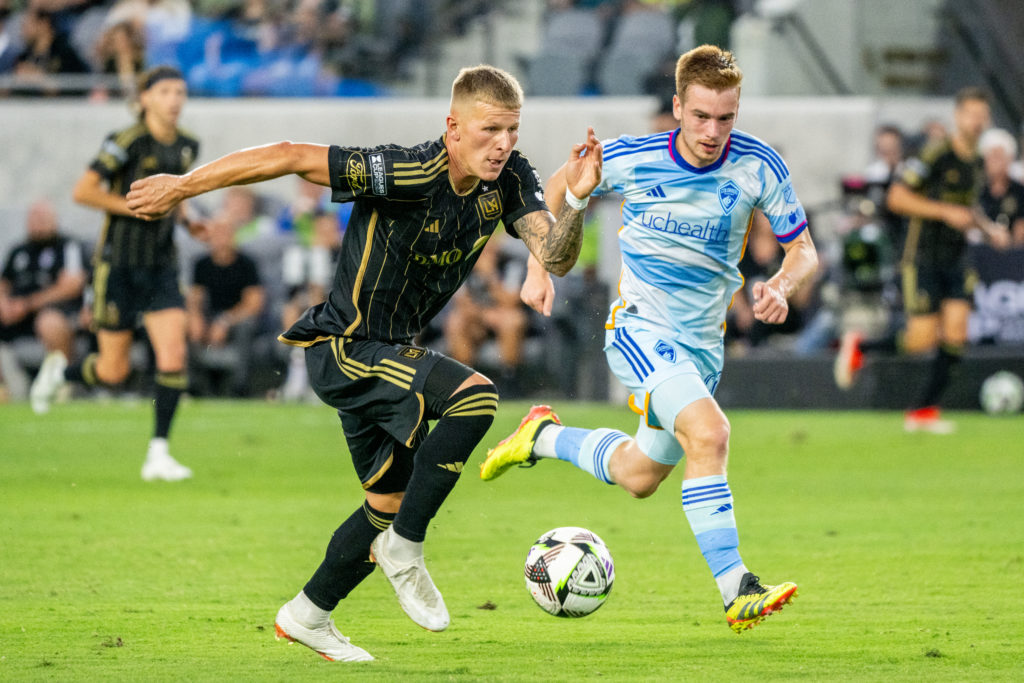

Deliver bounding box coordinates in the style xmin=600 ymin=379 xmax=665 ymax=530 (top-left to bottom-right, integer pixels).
xmin=668 ymin=129 xmax=731 ymax=174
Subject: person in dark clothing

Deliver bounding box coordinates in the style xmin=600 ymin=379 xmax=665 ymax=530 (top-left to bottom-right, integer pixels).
xmin=31 ymin=65 xmax=203 ymax=482
xmin=125 ymin=64 xmax=603 ymax=661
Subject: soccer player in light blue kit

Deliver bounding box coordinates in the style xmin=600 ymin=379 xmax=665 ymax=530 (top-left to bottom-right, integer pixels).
xmin=481 ymin=45 xmax=819 ymax=633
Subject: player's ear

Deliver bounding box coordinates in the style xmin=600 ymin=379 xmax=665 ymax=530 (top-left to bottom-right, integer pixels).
xmin=446 ymin=113 xmax=460 ymax=141
xmin=672 ymin=93 xmax=682 ymax=122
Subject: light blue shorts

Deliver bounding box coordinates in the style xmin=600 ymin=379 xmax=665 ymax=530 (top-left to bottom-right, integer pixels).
xmin=605 ymin=324 xmax=723 ymax=466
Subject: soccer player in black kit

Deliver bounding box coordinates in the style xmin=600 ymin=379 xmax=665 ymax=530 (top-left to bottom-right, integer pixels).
xmin=31 ymin=66 xmax=202 ymax=481
xmin=126 ymin=65 xmax=603 ymax=662
xmin=835 ymin=87 xmax=1009 ymax=432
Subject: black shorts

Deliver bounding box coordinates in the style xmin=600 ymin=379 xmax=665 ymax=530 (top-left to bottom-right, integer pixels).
xmin=92 ymin=263 xmax=185 ymax=331
xmin=901 ymin=254 xmax=976 ymax=316
xmin=0 ymin=316 xmax=35 ymax=342
xmin=304 ymin=337 xmax=474 ymax=494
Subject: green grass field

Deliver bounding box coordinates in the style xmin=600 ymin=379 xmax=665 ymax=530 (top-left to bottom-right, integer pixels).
xmin=2 ymin=399 xmax=1022 ymax=681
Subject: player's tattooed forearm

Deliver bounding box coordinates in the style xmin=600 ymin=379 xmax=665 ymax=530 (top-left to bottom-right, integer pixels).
xmin=515 ymin=204 xmax=584 ymax=277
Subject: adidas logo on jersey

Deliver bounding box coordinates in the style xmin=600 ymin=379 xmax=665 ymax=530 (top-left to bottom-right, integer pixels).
xmin=437 ymin=461 xmax=464 ymax=473
xmin=424 ymin=220 xmax=440 ymax=233
xmin=645 ymin=185 xmax=666 ymax=198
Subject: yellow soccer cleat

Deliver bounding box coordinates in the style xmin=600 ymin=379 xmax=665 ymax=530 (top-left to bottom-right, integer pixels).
xmin=725 ymin=573 xmax=798 ymax=633
xmin=480 ymin=405 xmax=561 ymax=481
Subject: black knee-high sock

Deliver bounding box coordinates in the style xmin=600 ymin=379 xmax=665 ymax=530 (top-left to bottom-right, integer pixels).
xmin=392 ymin=383 xmax=498 ymax=542
xmin=304 ymin=501 xmax=395 ymax=611
xmin=914 ymin=343 xmax=962 ymax=409
xmin=154 ymin=371 xmax=187 ymax=439
xmin=64 ymin=353 xmax=100 ymax=385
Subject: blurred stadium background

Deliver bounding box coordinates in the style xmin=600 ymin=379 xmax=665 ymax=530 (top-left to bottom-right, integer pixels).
xmin=1 ymin=0 xmax=1022 ymax=409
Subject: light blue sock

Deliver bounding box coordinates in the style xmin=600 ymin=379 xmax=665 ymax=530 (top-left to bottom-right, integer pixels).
xmin=553 ymin=427 xmax=627 ymax=485
xmin=682 ymin=475 xmax=744 ymax=583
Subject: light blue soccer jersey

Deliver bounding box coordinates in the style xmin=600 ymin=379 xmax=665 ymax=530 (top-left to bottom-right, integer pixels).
xmin=594 ymin=128 xmax=808 ymax=350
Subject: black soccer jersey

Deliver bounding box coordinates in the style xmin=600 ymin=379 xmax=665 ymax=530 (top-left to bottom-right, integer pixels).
xmin=1 ymin=234 xmax=86 ymax=314
xmin=979 ymin=179 xmax=1024 ymax=231
xmin=89 ymin=122 xmax=200 ymax=268
xmin=283 ymin=135 xmax=548 ymax=345
xmin=899 ymin=139 xmax=983 ymax=264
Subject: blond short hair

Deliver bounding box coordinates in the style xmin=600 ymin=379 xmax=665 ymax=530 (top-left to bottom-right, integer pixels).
xmin=675 ymin=45 xmax=743 ymax=101
xmin=451 ymin=65 xmax=524 ymax=110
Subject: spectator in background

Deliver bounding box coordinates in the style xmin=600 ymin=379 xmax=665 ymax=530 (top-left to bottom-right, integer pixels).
xmin=443 ymin=232 xmax=529 ymax=395
xmin=186 ymin=219 xmax=266 ymax=396
xmin=864 ymin=124 xmax=905 ymax=188
xmin=277 ymin=179 xmax=345 ymax=401
xmin=649 ymin=91 xmax=677 ymax=133
xmin=0 ymin=200 xmax=87 ymax=400
xmin=904 ymin=117 xmax=948 ymax=157
xmin=727 ymin=211 xmax=816 ymax=352
xmin=863 ymin=123 xmax=907 ymax=245
xmin=1010 ymin=127 xmax=1024 ymax=183
xmin=0 ymin=0 xmax=24 ymax=74
xmin=103 ymin=0 xmax=191 ymax=45
xmin=12 ymin=5 xmax=90 ymax=95
xmin=217 ymin=186 xmax=277 ymax=244
xmin=91 ymin=19 xmax=145 ymax=99
xmin=978 ymin=127 xmax=1024 ymax=247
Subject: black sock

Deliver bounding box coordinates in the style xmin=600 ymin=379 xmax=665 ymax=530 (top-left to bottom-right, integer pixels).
xmin=64 ymin=353 xmax=99 ymax=385
xmin=860 ymin=335 xmax=899 ymax=354
xmin=914 ymin=344 xmax=962 ymax=409
xmin=154 ymin=372 xmax=186 ymax=439
xmin=303 ymin=501 xmax=395 ymax=611
xmin=392 ymin=383 xmax=498 ymax=542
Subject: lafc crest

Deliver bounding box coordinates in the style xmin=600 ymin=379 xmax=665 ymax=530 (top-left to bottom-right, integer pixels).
xmin=398 ymin=346 xmax=425 ymax=360
xmin=477 ymin=190 xmax=502 ymax=220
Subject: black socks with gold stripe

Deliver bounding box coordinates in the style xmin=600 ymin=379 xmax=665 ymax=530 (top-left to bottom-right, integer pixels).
xmin=391 ymin=383 xmax=498 ymax=543
xmin=304 ymin=501 xmax=396 ymax=611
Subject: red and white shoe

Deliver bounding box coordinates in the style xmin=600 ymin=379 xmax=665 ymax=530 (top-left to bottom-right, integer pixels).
xmin=904 ymin=406 xmax=956 ymax=434
xmin=274 ymin=601 xmax=373 ymax=662
xmin=833 ymin=331 xmax=864 ymax=390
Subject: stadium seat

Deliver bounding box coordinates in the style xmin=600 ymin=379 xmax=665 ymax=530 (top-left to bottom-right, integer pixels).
xmin=528 ymin=52 xmax=589 ymax=97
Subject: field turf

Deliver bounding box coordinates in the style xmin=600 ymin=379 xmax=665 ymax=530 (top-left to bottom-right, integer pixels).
xmin=1 ymin=399 xmax=1022 ymax=681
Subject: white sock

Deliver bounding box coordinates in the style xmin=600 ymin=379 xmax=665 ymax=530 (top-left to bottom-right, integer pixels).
xmin=146 ymin=438 xmax=169 ymax=460
xmin=290 ymin=590 xmax=329 ymax=628
xmin=532 ymin=423 xmax=563 ymax=459
xmin=386 ymin=526 xmax=424 ymax=563
xmin=716 ymin=565 xmax=749 ymax=605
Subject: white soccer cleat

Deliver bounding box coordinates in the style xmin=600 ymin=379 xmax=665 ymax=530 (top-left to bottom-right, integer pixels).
xmin=30 ymin=350 xmax=68 ymax=415
xmin=141 ymin=438 xmax=193 ymax=482
xmin=370 ymin=526 xmax=450 ymax=632
xmin=274 ymin=601 xmax=373 ymax=662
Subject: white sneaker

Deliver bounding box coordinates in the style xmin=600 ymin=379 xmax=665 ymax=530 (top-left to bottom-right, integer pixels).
xmin=141 ymin=438 xmax=193 ymax=482
xmin=274 ymin=601 xmax=373 ymax=662
xmin=30 ymin=351 xmax=68 ymax=415
xmin=370 ymin=526 xmax=449 ymax=632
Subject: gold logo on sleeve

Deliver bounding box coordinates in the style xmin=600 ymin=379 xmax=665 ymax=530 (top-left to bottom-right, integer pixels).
xmin=346 ymin=153 xmax=366 ymax=193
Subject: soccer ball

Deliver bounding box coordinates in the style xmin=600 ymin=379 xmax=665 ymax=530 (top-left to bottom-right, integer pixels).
xmin=524 ymin=526 xmax=614 ymax=618
xmin=979 ymin=371 xmax=1024 ymax=415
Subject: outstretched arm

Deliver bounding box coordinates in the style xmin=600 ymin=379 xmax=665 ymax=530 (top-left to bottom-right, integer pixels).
xmin=126 ymin=142 xmax=331 ymax=220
